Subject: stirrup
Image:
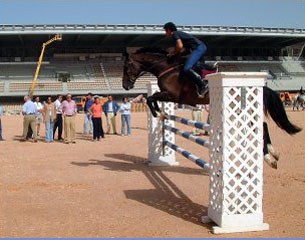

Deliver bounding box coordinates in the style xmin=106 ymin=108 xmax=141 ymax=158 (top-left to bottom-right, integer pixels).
xmin=198 ymin=87 xmax=209 ymax=97
xmin=198 ymin=80 xmax=209 ymax=96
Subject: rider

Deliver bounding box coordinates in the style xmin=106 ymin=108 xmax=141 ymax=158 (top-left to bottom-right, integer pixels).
xmin=163 ymin=22 xmax=208 ymax=96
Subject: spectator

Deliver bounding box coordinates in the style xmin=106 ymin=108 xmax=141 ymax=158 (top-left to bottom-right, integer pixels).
xmin=88 ymin=96 xmax=105 ymax=141
xmin=21 ymin=95 xmax=38 ymax=142
xmin=203 ymin=105 xmax=210 ymax=136
xmin=0 ymin=103 xmax=3 ymax=141
xmin=103 ymin=95 xmax=119 ymax=135
xmin=191 ymin=104 xmax=204 ymax=136
xmin=61 ymin=94 xmax=77 ymax=144
xmin=119 ymin=97 xmax=131 ymax=136
xmin=53 ymin=94 xmax=63 ymax=141
xmin=34 ymin=96 xmax=44 ymax=137
xmin=84 ymin=93 xmax=94 ymax=135
xmin=43 ymin=96 xmax=57 ymax=143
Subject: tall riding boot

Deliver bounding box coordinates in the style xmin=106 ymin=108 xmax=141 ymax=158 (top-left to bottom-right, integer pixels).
xmin=186 ymin=69 xmax=208 ymax=96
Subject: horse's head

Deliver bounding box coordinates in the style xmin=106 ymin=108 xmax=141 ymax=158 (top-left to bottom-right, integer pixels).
xmin=122 ymin=47 xmax=169 ymax=90
xmin=122 ymin=52 xmax=144 ymax=90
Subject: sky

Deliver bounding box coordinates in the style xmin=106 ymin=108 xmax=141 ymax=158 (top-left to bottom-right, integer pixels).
xmin=0 ymin=0 xmax=305 ymax=28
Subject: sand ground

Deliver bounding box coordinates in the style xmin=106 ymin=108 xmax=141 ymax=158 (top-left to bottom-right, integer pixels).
xmin=0 ymin=110 xmax=304 ymax=238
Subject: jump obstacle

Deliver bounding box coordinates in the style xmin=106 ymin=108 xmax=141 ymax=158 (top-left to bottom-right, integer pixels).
xmin=147 ymin=72 xmax=269 ymax=234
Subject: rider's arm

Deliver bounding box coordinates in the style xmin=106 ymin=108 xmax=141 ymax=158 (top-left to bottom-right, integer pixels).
xmin=174 ymin=39 xmax=183 ymax=54
xmin=168 ymin=39 xmax=183 ymax=57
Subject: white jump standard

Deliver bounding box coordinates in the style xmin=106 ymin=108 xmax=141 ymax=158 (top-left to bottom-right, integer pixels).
xmin=147 ymin=72 xmax=269 ymax=234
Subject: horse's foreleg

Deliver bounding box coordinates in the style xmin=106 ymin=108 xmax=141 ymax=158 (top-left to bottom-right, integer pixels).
xmin=147 ymin=96 xmax=158 ymax=117
xmin=151 ymin=91 xmax=175 ymax=117
xmin=152 ymin=99 xmax=161 ymax=113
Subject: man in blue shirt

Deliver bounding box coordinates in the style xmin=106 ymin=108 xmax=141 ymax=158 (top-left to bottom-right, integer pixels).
xmin=0 ymin=103 xmax=3 ymax=141
xmin=103 ymin=95 xmax=119 ymax=134
xmin=83 ymin=92 xmax=94 ymax=134
xmin=163 ymin=22 xmax=208 ymax=96
xmin=21 ymin=95 xmax=38 ymax=142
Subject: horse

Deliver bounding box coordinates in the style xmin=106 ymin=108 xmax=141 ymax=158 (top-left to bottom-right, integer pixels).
xmin=292 ymin=93 xmax=305 ymax=111
xmin=122 ymin=47 xmax=302 ymax=168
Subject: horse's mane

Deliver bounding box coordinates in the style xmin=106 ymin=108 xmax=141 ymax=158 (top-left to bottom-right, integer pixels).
xmin=134 ymin=46 xmax=188 ymax=66
xmin=135 ymin=47 xmax=168 ymax=55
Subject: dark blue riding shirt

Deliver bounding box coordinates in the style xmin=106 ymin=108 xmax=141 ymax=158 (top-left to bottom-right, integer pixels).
xmin=172 ymin=31 xmax=206 ymax=50
xmin=172 ymin=31 xmax=207 ymax=72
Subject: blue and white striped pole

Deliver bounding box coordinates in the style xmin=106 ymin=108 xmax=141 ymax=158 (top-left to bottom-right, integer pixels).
xmin=164 ymin=140 xmax=210 ymax=171
xmin=164 ymin=124 xmax=210 ymax=148
xmin=167 ymin=115 xmax=210 ymax=132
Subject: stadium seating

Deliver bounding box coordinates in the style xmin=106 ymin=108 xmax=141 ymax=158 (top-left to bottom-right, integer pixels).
xmin=1 ymin=56 xmax=304 ymax=95
xmin=9 ymin=81 xmax=63 ymax=92
xmin=67 ymin=81 xmax=107 ymax=90
xmin=0 ymin=81 xmax=4 ymax=92
xmin=1 ymin=103 xmax=22 ymax=115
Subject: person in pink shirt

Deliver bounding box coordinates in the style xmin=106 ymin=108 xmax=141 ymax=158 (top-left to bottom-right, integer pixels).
xmin=88 ymin=96 xmax=105 ymax=141
xmin=61 ymin=93 xmax=77 ymax=144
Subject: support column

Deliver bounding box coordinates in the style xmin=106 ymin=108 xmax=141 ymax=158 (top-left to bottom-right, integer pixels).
xmin=202 ymin=72 xmax=269 ymax=234
xmin=147 ymin=81 xmax=178 ymax=166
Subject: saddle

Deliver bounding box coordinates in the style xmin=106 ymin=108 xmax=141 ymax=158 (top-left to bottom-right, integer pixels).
xmin=193 ymin=61 xmax=218 ymax=79
xmin=167 ymin=54 xmax=218 ymax=80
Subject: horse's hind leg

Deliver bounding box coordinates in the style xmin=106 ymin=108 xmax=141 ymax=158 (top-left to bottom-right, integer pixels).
xmin=263 ymin=122 xmax=279 ymax=169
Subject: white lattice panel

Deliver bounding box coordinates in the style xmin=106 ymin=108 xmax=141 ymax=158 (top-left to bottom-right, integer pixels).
xmin=147 ymin=81 xmax=178 ymax=166
xmin=205 ymin=72 xmax=269 ymax=233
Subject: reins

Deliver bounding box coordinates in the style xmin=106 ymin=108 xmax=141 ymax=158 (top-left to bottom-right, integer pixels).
xmin=133 ymin=55 xmax=182 ymax=79
xmin=157 ymin=65 xmax=182 ymax=78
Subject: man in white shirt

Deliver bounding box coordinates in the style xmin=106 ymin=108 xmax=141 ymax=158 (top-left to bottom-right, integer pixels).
xmin=34 ymin=96 xmax=43 ymax=137
xmin=53 ymin=95 xmax=63 ymax=141
xmin=22 ymin=95 xmax=38 ymax=142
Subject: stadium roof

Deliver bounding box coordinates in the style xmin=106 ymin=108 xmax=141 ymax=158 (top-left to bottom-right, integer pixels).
xmin=1 ymin=24 xmax=305 ymax=36
xmin=1 ymin=24 xmax=305 ymax=49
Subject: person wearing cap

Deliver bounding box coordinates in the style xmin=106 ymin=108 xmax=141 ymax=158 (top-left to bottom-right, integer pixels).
xmin=83 ymin=92 xmax=94 ymax=135
xmin=163 ymin=21 xmax=208 ymax=96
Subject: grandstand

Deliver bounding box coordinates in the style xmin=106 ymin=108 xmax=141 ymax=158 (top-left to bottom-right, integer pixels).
xmin=0 ymin=24 xmax=305 ymax=102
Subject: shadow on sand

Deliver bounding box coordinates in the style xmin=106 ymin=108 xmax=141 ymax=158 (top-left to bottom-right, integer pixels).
xmin=71 ymin=153 xmax=211 ymax=229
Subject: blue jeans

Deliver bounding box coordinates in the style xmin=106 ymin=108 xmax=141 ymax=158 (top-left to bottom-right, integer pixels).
xmin=45 ymin=119 xmax=55 ymax=142
xmin=183 ymin=43 xmax=207 ymax=72
xmin=121 ymin=114 xmax=131 ymax=135
xmin=84 ymin=113 xmax=93 ymax=134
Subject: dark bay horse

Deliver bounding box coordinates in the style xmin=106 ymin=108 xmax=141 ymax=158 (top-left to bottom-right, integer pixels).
xmin=122 ymin=47 xmax=302 ymax=168
xmin=123 ymin=48 xmax=209 ymax=117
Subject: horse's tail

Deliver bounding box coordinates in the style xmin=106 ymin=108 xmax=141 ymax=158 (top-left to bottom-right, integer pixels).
xmin=263 ymin=86 xmax=302 ymax=134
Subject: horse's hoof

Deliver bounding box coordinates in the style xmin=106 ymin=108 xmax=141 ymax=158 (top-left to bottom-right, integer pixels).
xmin=158 ymin=112 xmax=168 ymax=121
xmin=264 ymin=154 xmax=278 ymax=169
xmin=267 ymin=144 xmax=280 ymax=161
